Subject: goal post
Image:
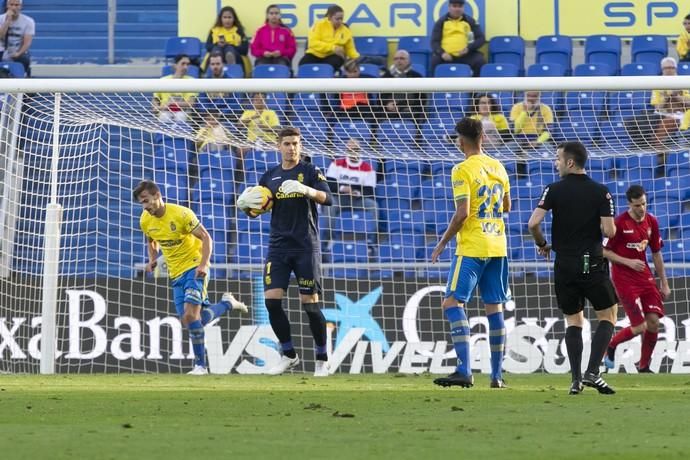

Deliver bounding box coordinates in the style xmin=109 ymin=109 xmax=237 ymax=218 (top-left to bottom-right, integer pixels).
xmin=0 ymin=75 xmax=689 ymax=375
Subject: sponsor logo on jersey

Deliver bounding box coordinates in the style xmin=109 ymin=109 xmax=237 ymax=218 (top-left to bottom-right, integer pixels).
xmin=297 ymin=172 xmax=304 ymax=183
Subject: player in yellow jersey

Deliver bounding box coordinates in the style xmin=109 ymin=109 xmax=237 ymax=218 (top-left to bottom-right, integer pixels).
xmin=134 ymin=180 xmax=248 ymax=375
xmin=430 ymin=118 xmax=511 ymax=389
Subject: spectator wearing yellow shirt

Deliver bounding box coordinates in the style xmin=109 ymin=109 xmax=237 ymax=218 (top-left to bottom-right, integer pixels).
xmin=239 ymin=93 xmax=280 ymax=146
xmin=196 ymin=111 xmax=232 ymax=153
xmin=510 ymin=91 xmax=554 ymax=148
xmin=430 ymin=0 xmax=486 ymax=77
xmin=206 ymin=6 xmax=248 ymax=68
xmin=677 ymin=14 xmax=690 ymax=62
xmin=153 ymin=54 xmax=198 ymax=123
xmin=469 ymin=94 xmax=509 ymax=148
xmin=299 ymin=4 xmax=359 ymax=72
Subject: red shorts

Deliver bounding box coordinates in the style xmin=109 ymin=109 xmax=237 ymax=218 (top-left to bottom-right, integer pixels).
xmin=614 ymin=280 xmax=664 ymax=327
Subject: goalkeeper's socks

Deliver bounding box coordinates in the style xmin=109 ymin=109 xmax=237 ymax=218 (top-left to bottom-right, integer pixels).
xmin=265 ymin=298 xmax=293 ymax=343
xmin=565 ymin=326 xmax=583 ymax=381
xmin=487 ymin=311 xmax=505 ymax=381
xmin=586 ymin=321 xmax=614 ymax=375
xmin=200 ymin=302 xmax=230 ymax=326
xmin=609 ymin=326 xmax=635 ymax=350
xmin=304 ymin=303 xmax=328 ymax=360
xmin=444 ymin=306 xmax=470 ymax=376
xmin=315 ymin=345 xmax=328 ymax=362
xmin=188 ymin=320 xmax=206 ymax=367
xmin=639 ymin=330 xmax=658 ymax=370
xmin=281 ymin=341 xmax=297 ymax=359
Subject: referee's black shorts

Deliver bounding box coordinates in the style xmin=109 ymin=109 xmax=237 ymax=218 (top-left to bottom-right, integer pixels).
xmin=554 ymin=255 xmax=618 ymax=315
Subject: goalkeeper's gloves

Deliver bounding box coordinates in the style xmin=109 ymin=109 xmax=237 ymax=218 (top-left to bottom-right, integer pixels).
xmin=236 ymin=187 xmax=264 ymax=210
xmin=281 ymin=179 xmax=316 ymax=198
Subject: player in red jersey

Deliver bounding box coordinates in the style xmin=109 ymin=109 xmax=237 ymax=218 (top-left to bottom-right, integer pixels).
xmin=602 ymin=185 xmax=671 ymax=373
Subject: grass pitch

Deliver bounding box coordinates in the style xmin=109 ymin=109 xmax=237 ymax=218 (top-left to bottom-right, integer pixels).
xmin=0 ymin=374 xmax=689 ymax=459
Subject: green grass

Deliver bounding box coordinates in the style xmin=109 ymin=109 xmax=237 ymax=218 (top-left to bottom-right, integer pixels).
xmin=0 ymin=374 xmax=689 ymax=459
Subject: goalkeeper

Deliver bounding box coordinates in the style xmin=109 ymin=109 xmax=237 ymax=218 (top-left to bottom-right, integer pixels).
xmin=237 ymin=127 xmax=333 ymax=377
xmin=134 ymin=180 xmax=248 ymax=375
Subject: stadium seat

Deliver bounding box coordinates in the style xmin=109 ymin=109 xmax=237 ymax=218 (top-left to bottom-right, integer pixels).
xmin=337 ymin=210 xmax=377 ymax=236
xmin=291 ymin=114 xmax=329 ymax=146
xmin=631 ymin=35 xmax=668 ymax=66
xmin=379 ymin=233 xmax=425 ymax=263
xmin=384 ymin=159 xmax=424 ymax=175
xmin=387 ymin=207 xmax=426 ymax=233
xmin=165 ymin=37 xmax=202 ymax=60
xmin=152 ymin=171 xmax=188 ymax=203
xmin=584 ymin=35 xmax=621 ymax=75
xmin=587 ymin=157 xmax=615 ymax=183
xmin=331 ymin=241 xmax=369 ymax=263
xmin=422 ymin=198 xmax=455 ymax=233
xmin=205 ymin=64 xmax=244 ymax=79
xmin=354 ymin=36 xmax=388 ymax=62
xmin=195 ymin=202 xmax=229 ymax=234
xmin=573 ymin=63 xmax=613 ymax=77
xmin=297 ymin=63 xmax=335 ymax=78
xmin=431 ymin=91 xmax=469 ymax=117
xmin=679 ymin=62 xmax=690 ymax=75
xmin=161 ymin=64 xmax=200 ymax=78
xmin=621 ymin=63 xmax=659 ymax=76
xmin=0 ymin=61 xmax=25 ymax=78
xmin=421 ymin=119 xmax=457 ymax=153
xmin=489 ymin=36 xmax=525 ymax=75
xmin=411 ymin=63 xmax=427 ymax=77
xmin=244 ymin=149 xmax=281 ymax=173
xmin=607 ymin=90 xmax=652 ymax=119
xmin=196 ymin=150 xmax=233 ymax=173
xmin=253 ymin=64 xmax=291 ymax=78
xmin=565 ymin=90 xmax=606 ymax=113
xmin=398 ymin=36 xmax=430 ymax=71
xmin=332 ymin=120 xmax=373 ymax=143
xmin=419 ymin=178 xmax=453 ymax=200
xmin=479 ymin=63 xmax=519 ymax=78
xmin=154 ymin=137 xmax=192 ymax=173
xmin=196 ymin=168 xmax=235 ymax=203
xmin=378 ymin=120 xmax=417 ymax=152
xmin=536 ymin=35 xmax=573 ymax=75
xmin=358 ymin=63 xmax=381 ymax=77
xmin=526 ymin=63 xmax=565 ymax=77
xmin=235 ymin=232 xmax=269 ymax=264
xmin=433 ymin=63 xmax=473 ymax=78
xmin=292 ymin=92 xmax=323 ymax=111
xmin=263 ymin=92 xmax=289 ymax=113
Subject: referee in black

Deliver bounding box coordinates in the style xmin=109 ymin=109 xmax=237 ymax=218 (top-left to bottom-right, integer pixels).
xmin=528 ymin=141 xmax=618 ymax=395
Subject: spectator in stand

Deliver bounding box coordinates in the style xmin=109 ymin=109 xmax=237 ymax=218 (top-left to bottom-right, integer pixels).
xmin=324 ymin=138 xmax=378 ymax=244
xmin=299 ymin=4 xmax=359 ymax=71
xmin=196 ymin=110 xmax=232 ymax=153
xmin=206 ymin=6 xmax=248 ymax=69
xmin=337 ymin=59 xmax=378 ymax=120
xmin=430 ymin=0 xmax=486 ymax=77
xmin=207 ymin=53 xmax=226 ymax=79
xmin=381 ymin=50 xmax=426 ymax=125
xmin=198 ymin=53 xmax=238 ymax=118
xmin=0 ymin=0 xmax=35 ymax=77
xmin=469 ymin=94 xmax=509 ymax=148
xmin=251 ymin=4 xmax=296 ymax=69
xmin=153 ymin=54 xmax=197 ymax=123
xmin=510 ymin=91 xmax=553 ymax=149
xmin=239 ymin=92 xmax=280 ymax=147
xmin=677 ymin=14 xmax=690 ymax=62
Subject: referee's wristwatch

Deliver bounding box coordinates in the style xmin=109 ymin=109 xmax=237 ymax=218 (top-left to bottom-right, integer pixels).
xmin=536 ymin=240 xmax=548 ymax=248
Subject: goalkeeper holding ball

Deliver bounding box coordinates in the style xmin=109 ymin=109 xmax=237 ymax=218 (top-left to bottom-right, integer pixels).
xmin=237 ymin=127 xmax=333 ymax=376
xmin=134 ymin=180 xmax=248 ymax=375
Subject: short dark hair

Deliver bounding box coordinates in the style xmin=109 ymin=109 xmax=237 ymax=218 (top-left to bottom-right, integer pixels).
xmin=174 ymin=54 xmax=190 ymax=64
xmin=455 ymin=117 xmax=483 ymax=142
xmin=278 ymin=127 xmax=301 ymax=142
xmin=209 ymin=52 xmax=223 ymax=60
xmin=685 ymin=13 xmax=690 ymax=20
xmin=557 ymin=141 xmax=588 ymax=169
xmin=626 ymin=184 xmax=646 ymax=202
xmin=133 ymin=180 xmax=160 ymax=200
xmin=326 ymin=5 xmax=344 ymax=17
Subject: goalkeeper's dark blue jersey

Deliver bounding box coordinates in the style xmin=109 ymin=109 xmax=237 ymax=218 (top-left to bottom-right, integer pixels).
xmin=259 ymin=161 xmax=332 ymax=254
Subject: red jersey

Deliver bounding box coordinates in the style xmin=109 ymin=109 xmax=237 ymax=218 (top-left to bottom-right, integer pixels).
xmin=603 ymin=211 xmax=663 ymax=285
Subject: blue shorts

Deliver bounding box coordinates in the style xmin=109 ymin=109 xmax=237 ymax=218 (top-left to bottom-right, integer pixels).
xmin=445 ymin=256 xmax=510 ymax=304
xmin=171 ymin=267 xmax=210 ymax=316
xmin=264 ymin=251 xmax=322 ymax=295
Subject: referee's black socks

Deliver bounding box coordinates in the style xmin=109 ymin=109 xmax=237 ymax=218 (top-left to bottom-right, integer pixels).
xmin=565 ymin=326 xmax=583 ymax=382
xmin=587 ymin=320 xmax=614 ymax=375
xmin=265 ymin=299 xmax=297 ymax=358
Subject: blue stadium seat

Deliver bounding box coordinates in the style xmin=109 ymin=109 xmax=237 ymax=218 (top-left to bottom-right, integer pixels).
xmin=384 ymin=159 xmax=424 ymax=175
xmin=489 ymin=36 xmax=525 ymax=75
xmin=196 ymin=168 xmax=235 ymax=203
xmin=565 ymin=90 xmax=606 ymax=113
xmin=621 ymin=63 xmax=659 ymax=76
xmin=679 ymin=62 xmax=690 ymax=75
xmin=196 ymin=150 xmax=234 ymax=172
xmin=331 ymin=241 xmax=369 ymax=263
xmin=479 ymin=63 xmax=519 ymax=78
xmin=433 ymin=63 xmax=473 ymax=78
xmin=0 ymin=61 xmax=25 ymax=78
xmin=235 ymin=232 xmax=269 ymax=264
xmin=297 ymin=63 xmax=335 ymax=78
xmin=154 ymin=137 xmax=192 ymax=173
xmin=420 ymin=178 xmax=453 ymax=200
xmin=332 ymin=120 xmax=373 ymax=142
xmin=607 ymin=90 xmax=652 ymax=119
xmin=422 ymin=198 xmax=455 ymax=234
xmin=291 ymin=114 xmax=329 ymax=145
xmin=631 ymin=35 xmax=668 ymax=66
xmin=308 ymin=154 xmax=332 ymax=172
xmin=526 ymin=63 xmax=565 ymax=77
xmin=573 ymin=63 xmax=613 ymax=77
xmin=205 ymin=63 xmax=244 ymax=78
xmin=355 ymin=36 xmax=388 ymax=61
xmin=666 ymin=150 xmax=690 ymax=176
xmin=195 ymin=202 xmax=229 ymax=233
xmin=431 ymin=91 xmax=469 ymax=116
xmin=429 ymin=160 xmax=456 ymax=176
xmin=358 ymin=63 xmax=381 ymax=77
xmin=421 ymin=119 xmax=457 ymax=153
xmin=379 ymin=233 xmax=425 ymax=263
xmin=411 ymin=63 xmax=427 ymax=77
xmin=584 ymin=35 xmax=621 ymax=75
xmin=387 ymin=207 xmax=426 ymax=233
xmin=244 ymin=150 xmax=281 ymax=173
xmin=379 ymin=174 xmax=421 ymax=201
xmin=587 ymin=157 xmax=615 ymax=183
xmin=337 ymin=210 xmax=377 ymax=236
xmin=378 ymin=120 xmax=417 ymax=152
xmin=292 ymin=92 xmax=323 ymax=111
xmin=165 ymin=37 xmax=202 ymax=60
xmin=152 ymin=171 xmax=188 ymax=203
xmin=161 ymin=64 xmax=200 ymax=78
xmin=253 ymin=64 xmax=291 ymax=78
xmin=398 ymin=36 xmax=430 ymax=71
xmin=536 ymin=35 xmax=573 ymax=75
xmin=263 ymin=92 xmax=289 ymax=113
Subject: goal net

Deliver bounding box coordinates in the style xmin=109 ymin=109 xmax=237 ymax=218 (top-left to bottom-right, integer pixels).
xmin=0 ymin=75 xmax=689 ymax=375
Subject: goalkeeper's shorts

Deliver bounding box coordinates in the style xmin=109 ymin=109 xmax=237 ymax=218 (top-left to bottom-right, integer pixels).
xmin=171 ymin=267 xmax=210 ymax=316
xmin=445 ymin=256 xmax=510 ymax=304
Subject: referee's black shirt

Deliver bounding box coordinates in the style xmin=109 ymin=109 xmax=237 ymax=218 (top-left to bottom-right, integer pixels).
xmin=537 ymin=174 xmax=615 ymax=257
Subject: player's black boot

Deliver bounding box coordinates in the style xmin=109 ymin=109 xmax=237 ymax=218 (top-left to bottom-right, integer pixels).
xmin=568 ymin=380 xmax=584 ymax=395
xmin=490 ymin=378 xmax=507 ymax=389
xmin=583 ymin=371 xmax=616 ymax=394
xmin=637 ymin=366 xmax=654 ymax=374
xmin=434 ymin=372 xmax=474 ymax=388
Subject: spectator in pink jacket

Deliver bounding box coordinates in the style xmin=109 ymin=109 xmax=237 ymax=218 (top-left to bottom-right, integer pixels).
xmin=250 ymin=4 xmax=296 ymax=69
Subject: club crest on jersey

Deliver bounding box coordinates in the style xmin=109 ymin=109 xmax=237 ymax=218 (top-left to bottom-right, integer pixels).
xmin=170 ymin=222 xmax=176 ymax=232
xmin=297 ymin=173 xmax=304 ymax=183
